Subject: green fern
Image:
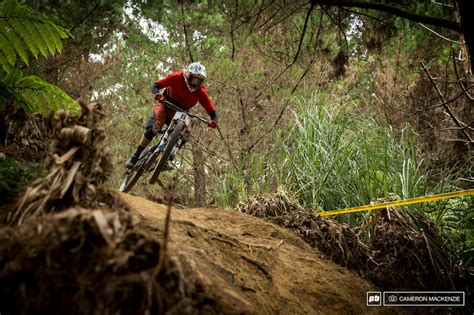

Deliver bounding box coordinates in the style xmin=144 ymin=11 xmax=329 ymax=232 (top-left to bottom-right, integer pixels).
xmin=10 ymin=18 xmax=39 ymax=59
xmin=0 ymin=0 xmax=70 ymax=66
xmin=1 ymin=65 xmax=77 ymax=112
xmin=0 ymin=0 xmax=78 ymax=112
xmin=17 ymin=75 xmax=77 ymax=111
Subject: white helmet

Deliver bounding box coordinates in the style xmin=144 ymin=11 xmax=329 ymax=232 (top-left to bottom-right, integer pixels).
xmin=185 ymin=62 xmax=206 ymax=91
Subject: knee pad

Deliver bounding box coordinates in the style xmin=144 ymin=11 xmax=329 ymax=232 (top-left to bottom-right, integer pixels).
xmin=144 ymin=127 xmax=155 ymax=141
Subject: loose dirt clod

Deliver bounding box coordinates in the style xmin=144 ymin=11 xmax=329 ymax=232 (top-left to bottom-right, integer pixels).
xmin=0 ymin=206 xmax=195 ymax=315
xmin=8 ymin=103 xmax=113 ymax=224
xmin=0 ymin=104 xmax=206 ymax=314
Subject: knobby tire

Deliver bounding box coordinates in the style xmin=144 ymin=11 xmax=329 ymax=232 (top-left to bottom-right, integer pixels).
xmin=119 ymin=147 xmax=155 ymax=193
xmin=119 ymin=166 xmax=144 ymax=193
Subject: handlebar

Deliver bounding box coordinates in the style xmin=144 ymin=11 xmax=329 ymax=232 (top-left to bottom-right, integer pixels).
xmin=161 ymin=99 xmax=209 ymax=124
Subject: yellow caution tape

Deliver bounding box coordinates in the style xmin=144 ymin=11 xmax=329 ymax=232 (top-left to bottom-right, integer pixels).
xmin=319 ymin=188 xmax=474 ymax=216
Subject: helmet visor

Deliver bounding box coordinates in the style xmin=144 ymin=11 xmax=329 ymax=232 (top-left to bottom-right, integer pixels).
xmin=188 ymin=74 xmax=204 ymax=87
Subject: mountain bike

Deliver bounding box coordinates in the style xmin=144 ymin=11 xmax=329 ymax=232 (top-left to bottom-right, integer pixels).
xmin=119 ymin=99 xmax=208 ymax=193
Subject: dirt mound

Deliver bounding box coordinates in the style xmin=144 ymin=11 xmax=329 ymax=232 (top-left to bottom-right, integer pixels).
xmin=0 ymin=189 xmax=388 ymax=314
xmin=1 ymin=103 xmax=204 ymax=314
xmin=236 ymin=192 xmax=376 ymax=275
xmin=120 ymin=193 xmax=386 ymax=314
xmin=272 ymin=211 xmax=376 ymax=276
xmin=0 ymin=205 xmax=201 ymax=314
xmin=237 ymin=193 xmax=464 ymax=294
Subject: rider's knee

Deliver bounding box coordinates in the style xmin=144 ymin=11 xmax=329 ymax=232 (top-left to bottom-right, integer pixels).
xmin=144 ymin=128 xmax=155 ymax=141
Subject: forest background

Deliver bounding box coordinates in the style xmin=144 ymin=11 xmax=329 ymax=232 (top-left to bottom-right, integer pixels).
xmin=0 ymin=0 xmax=472 ymax=286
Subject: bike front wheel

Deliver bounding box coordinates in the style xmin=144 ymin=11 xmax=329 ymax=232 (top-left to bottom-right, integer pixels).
xmin=119 ymin=166 xmax=144 ymax=193
xmin=149 ymin=120 xmax=185 ymax=184
xmin=119 ymin=147 xmax=156 ymax=193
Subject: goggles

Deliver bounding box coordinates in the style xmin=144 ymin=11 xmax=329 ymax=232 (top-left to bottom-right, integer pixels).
xmin=188 ymin=74 xmax=204 ymax=87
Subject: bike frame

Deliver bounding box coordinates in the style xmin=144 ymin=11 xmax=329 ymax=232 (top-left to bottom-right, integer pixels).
xmin=153 ymin=100 xmax=206 ymax=156
xmin=119 ymin=99 xmax=208 ymax=192
xmin=126 ymin=99 xmax=206 ymax=173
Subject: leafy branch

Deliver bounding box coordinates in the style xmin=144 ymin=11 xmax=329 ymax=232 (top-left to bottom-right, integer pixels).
xmin=0 ymin=0 xmax=77 ymax=112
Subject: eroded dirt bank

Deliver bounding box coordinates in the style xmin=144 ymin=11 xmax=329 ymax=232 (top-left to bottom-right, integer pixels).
xmin=119 ymin=192 xmax=385 ymax=314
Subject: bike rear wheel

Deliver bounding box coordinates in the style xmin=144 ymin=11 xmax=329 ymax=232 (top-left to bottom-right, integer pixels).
xmin=149 ymin=120 xmax=185 ymax=184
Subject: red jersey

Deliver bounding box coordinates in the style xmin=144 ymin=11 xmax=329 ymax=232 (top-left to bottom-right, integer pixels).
xmin=156 ymin=71 xmax=215 ymax=114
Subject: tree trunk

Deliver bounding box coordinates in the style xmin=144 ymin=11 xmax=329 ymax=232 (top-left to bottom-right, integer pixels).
xmin=456 ymin=0 xmax=474 ymax=73
xmin=192 ymin=144 xmax=206 ymax=207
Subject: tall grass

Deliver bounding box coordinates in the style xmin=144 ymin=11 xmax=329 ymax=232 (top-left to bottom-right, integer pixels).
xmin=216 ymin=153 xmax=275 ymax=207
xmin=218 ymin=89 xmax=473 ymax=281
xmin=218 ymin=92 xmax=429 ymax=214
xmin=278 ymin=99 xmax=427 ymax=212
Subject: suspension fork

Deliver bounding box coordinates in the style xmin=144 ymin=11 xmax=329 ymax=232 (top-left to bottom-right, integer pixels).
xmin=169 ymin=125 xmax=191 ymax=160
xmin=178 ymin=127 xmax=191 ymax=148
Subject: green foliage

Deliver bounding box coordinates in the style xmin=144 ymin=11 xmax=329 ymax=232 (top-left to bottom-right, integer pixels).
xmin=136 ymin=0 xmax=165 ymax=21
xmin=424 ymin=184 xmax=474 ymax=271
xmin=0 ymin=0 xmax=78 ymax=112
xmin=216 ymin=154 xmax=274 ymax=208
xmin=1 ymin=69 xmax=78 ymax=111
xmin=218 ymin=88 xmax=430 ymax=216
xmin=0 ymin=0 xmax=70 ymax=67
xmin=0 ymin=158 xmax=42 ymax=204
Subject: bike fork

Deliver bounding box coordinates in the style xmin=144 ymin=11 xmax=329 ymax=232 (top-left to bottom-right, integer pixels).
xmin=170 ymin=131 xmax=189 ymax=160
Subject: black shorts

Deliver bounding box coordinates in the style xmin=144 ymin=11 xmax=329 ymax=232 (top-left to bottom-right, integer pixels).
xmin=143 ymin=111 xmax=172 ymax=140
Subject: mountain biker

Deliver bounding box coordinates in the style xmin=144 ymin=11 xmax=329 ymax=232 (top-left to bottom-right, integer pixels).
xmin=125 ymin=62 xmax=218 ymax=169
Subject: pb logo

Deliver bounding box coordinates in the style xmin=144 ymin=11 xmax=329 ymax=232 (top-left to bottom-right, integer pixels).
xmin=367 ymin=292 xmax=382 ymax=306
xmin=369 ymin=295 xmax=379 ymax=303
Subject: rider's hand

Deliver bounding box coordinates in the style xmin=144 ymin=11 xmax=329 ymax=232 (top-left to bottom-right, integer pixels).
xmin=208 ymin=120 xmax=218 ymax=129
xmin=154 ymin=93 xmax=164 ymax=101
xmin=152 ymin=123 xmax=161 ymax=134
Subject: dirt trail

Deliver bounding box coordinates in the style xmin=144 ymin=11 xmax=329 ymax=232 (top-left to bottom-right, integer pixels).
xmin=119 ymin=192 xmax=386 ymax=314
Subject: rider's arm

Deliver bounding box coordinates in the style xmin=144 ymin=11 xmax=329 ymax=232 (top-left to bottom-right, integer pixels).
xmin=156 ymin=72 xmax=180 ymax=88
xmin=198 ymin=87 xmax=217 ymax=119
xmin=151 ymin=72 xmax=181 ymax=95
